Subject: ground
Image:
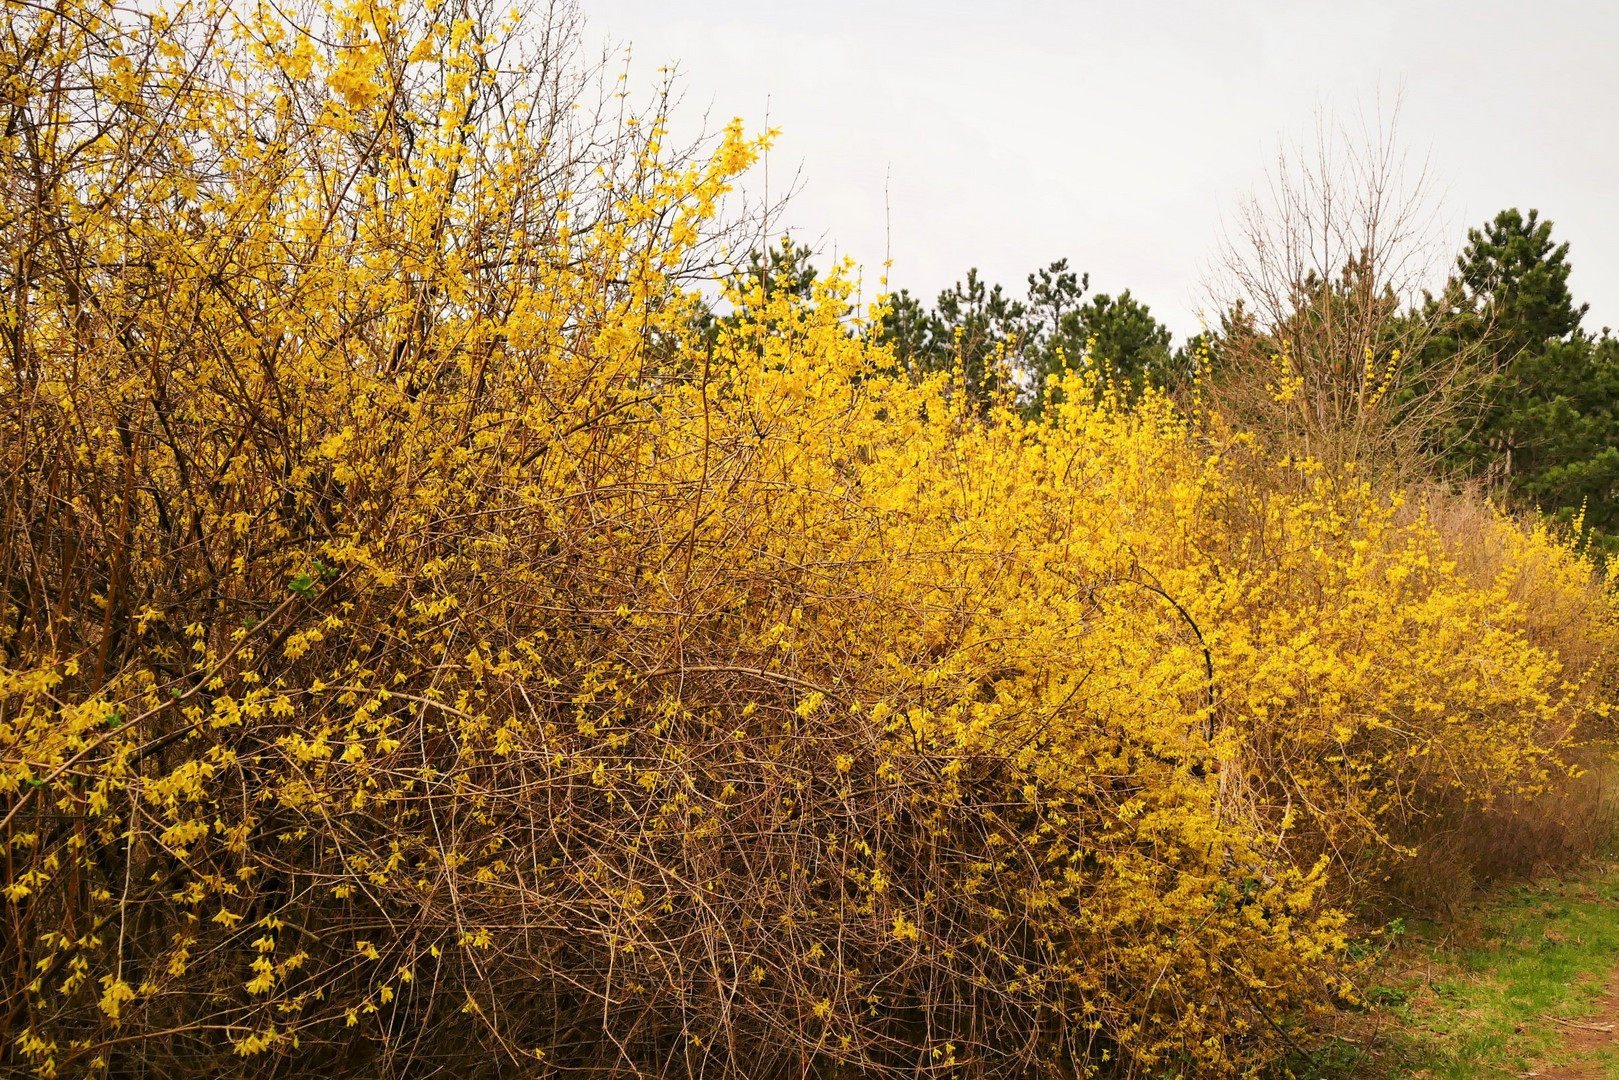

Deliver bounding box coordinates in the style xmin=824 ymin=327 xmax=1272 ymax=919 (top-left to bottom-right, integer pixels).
xmin=1301 ymin=861 xmax=1619 ymax=1080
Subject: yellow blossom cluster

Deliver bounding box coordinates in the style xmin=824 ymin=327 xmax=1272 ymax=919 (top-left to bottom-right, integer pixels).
xmin=2 ymin=0 xmax=1615 ymax=1077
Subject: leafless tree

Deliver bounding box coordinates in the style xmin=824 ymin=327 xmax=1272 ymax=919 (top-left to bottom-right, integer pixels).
xmin=1202 ymin=104 xmax=1489 ymax=474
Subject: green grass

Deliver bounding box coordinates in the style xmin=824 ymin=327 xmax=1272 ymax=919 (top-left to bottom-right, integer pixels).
xmin=1292 ymin=862 xmax=1619 ymax=1079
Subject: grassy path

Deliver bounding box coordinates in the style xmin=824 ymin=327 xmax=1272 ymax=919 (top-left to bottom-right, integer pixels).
xmin=1305 ymin=862 xmax=1619 ymax=1079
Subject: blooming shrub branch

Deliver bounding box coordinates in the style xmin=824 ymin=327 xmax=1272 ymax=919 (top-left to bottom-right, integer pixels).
xmin=1 ymin=0 xmax=1615 ymax=1076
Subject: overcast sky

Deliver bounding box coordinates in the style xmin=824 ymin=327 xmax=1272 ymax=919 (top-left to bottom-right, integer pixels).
xmin=582 ymin=1 xmax=1619 ymax=340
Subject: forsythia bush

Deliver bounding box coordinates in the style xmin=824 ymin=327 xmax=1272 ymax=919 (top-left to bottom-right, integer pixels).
xmin=2 ymin=0 xmax=1615 ymax=1076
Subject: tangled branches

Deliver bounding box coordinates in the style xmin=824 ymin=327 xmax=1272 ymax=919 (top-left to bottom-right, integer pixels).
xmin=2 ymin=0 xmax=1616 ymax=1076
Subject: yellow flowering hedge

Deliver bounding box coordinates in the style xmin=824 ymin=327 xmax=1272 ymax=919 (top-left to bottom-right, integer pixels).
xmin=2 ymin=0 xmax=1615 ymax=1076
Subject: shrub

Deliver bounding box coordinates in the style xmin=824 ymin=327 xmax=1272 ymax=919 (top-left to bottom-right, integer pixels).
xmin=2 ymin=0 xmax=1615 ymax=1076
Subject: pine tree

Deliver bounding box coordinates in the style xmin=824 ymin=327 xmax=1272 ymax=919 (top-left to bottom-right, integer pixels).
xmin=1440 ymin=209 xmax=1619 ymax=545
xmin=875 ymin=259 xmax=1178 ymax=414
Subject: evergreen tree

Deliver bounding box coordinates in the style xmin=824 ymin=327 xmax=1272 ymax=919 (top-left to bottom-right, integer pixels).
xmin=1072 ymin=290 xmax=1175 ymax=391
xmin=873 ymin=269 xmax=1026 ymax=413
xmin=874 ymin=287 xmax=939 ymax=377
xmin=690 ymin=236 xmax=822 ymax=351
xmin=739 ymin=235 xmax=820 ymax=304
xmin=929 ymin=269 xmax=1028 ymax=412
xmin=1020 ymin=259 xmax=1089 ymax=401
xmin=1439 ymin=209 xmax=1619 ymax=545
xmin=876 ymin=258 xmax=1178 ymax=414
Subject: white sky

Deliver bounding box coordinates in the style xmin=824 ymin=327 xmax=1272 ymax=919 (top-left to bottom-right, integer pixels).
xmin=582 ymin=1 xmax=1619 ymax=341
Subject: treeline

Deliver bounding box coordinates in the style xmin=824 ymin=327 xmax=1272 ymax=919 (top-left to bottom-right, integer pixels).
xmin=746 ymin=208 xmax=1619 ymax=550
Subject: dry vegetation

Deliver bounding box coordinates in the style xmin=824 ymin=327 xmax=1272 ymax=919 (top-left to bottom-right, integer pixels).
xmin=2 ymin=0 xmax=1616 ymax=1077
